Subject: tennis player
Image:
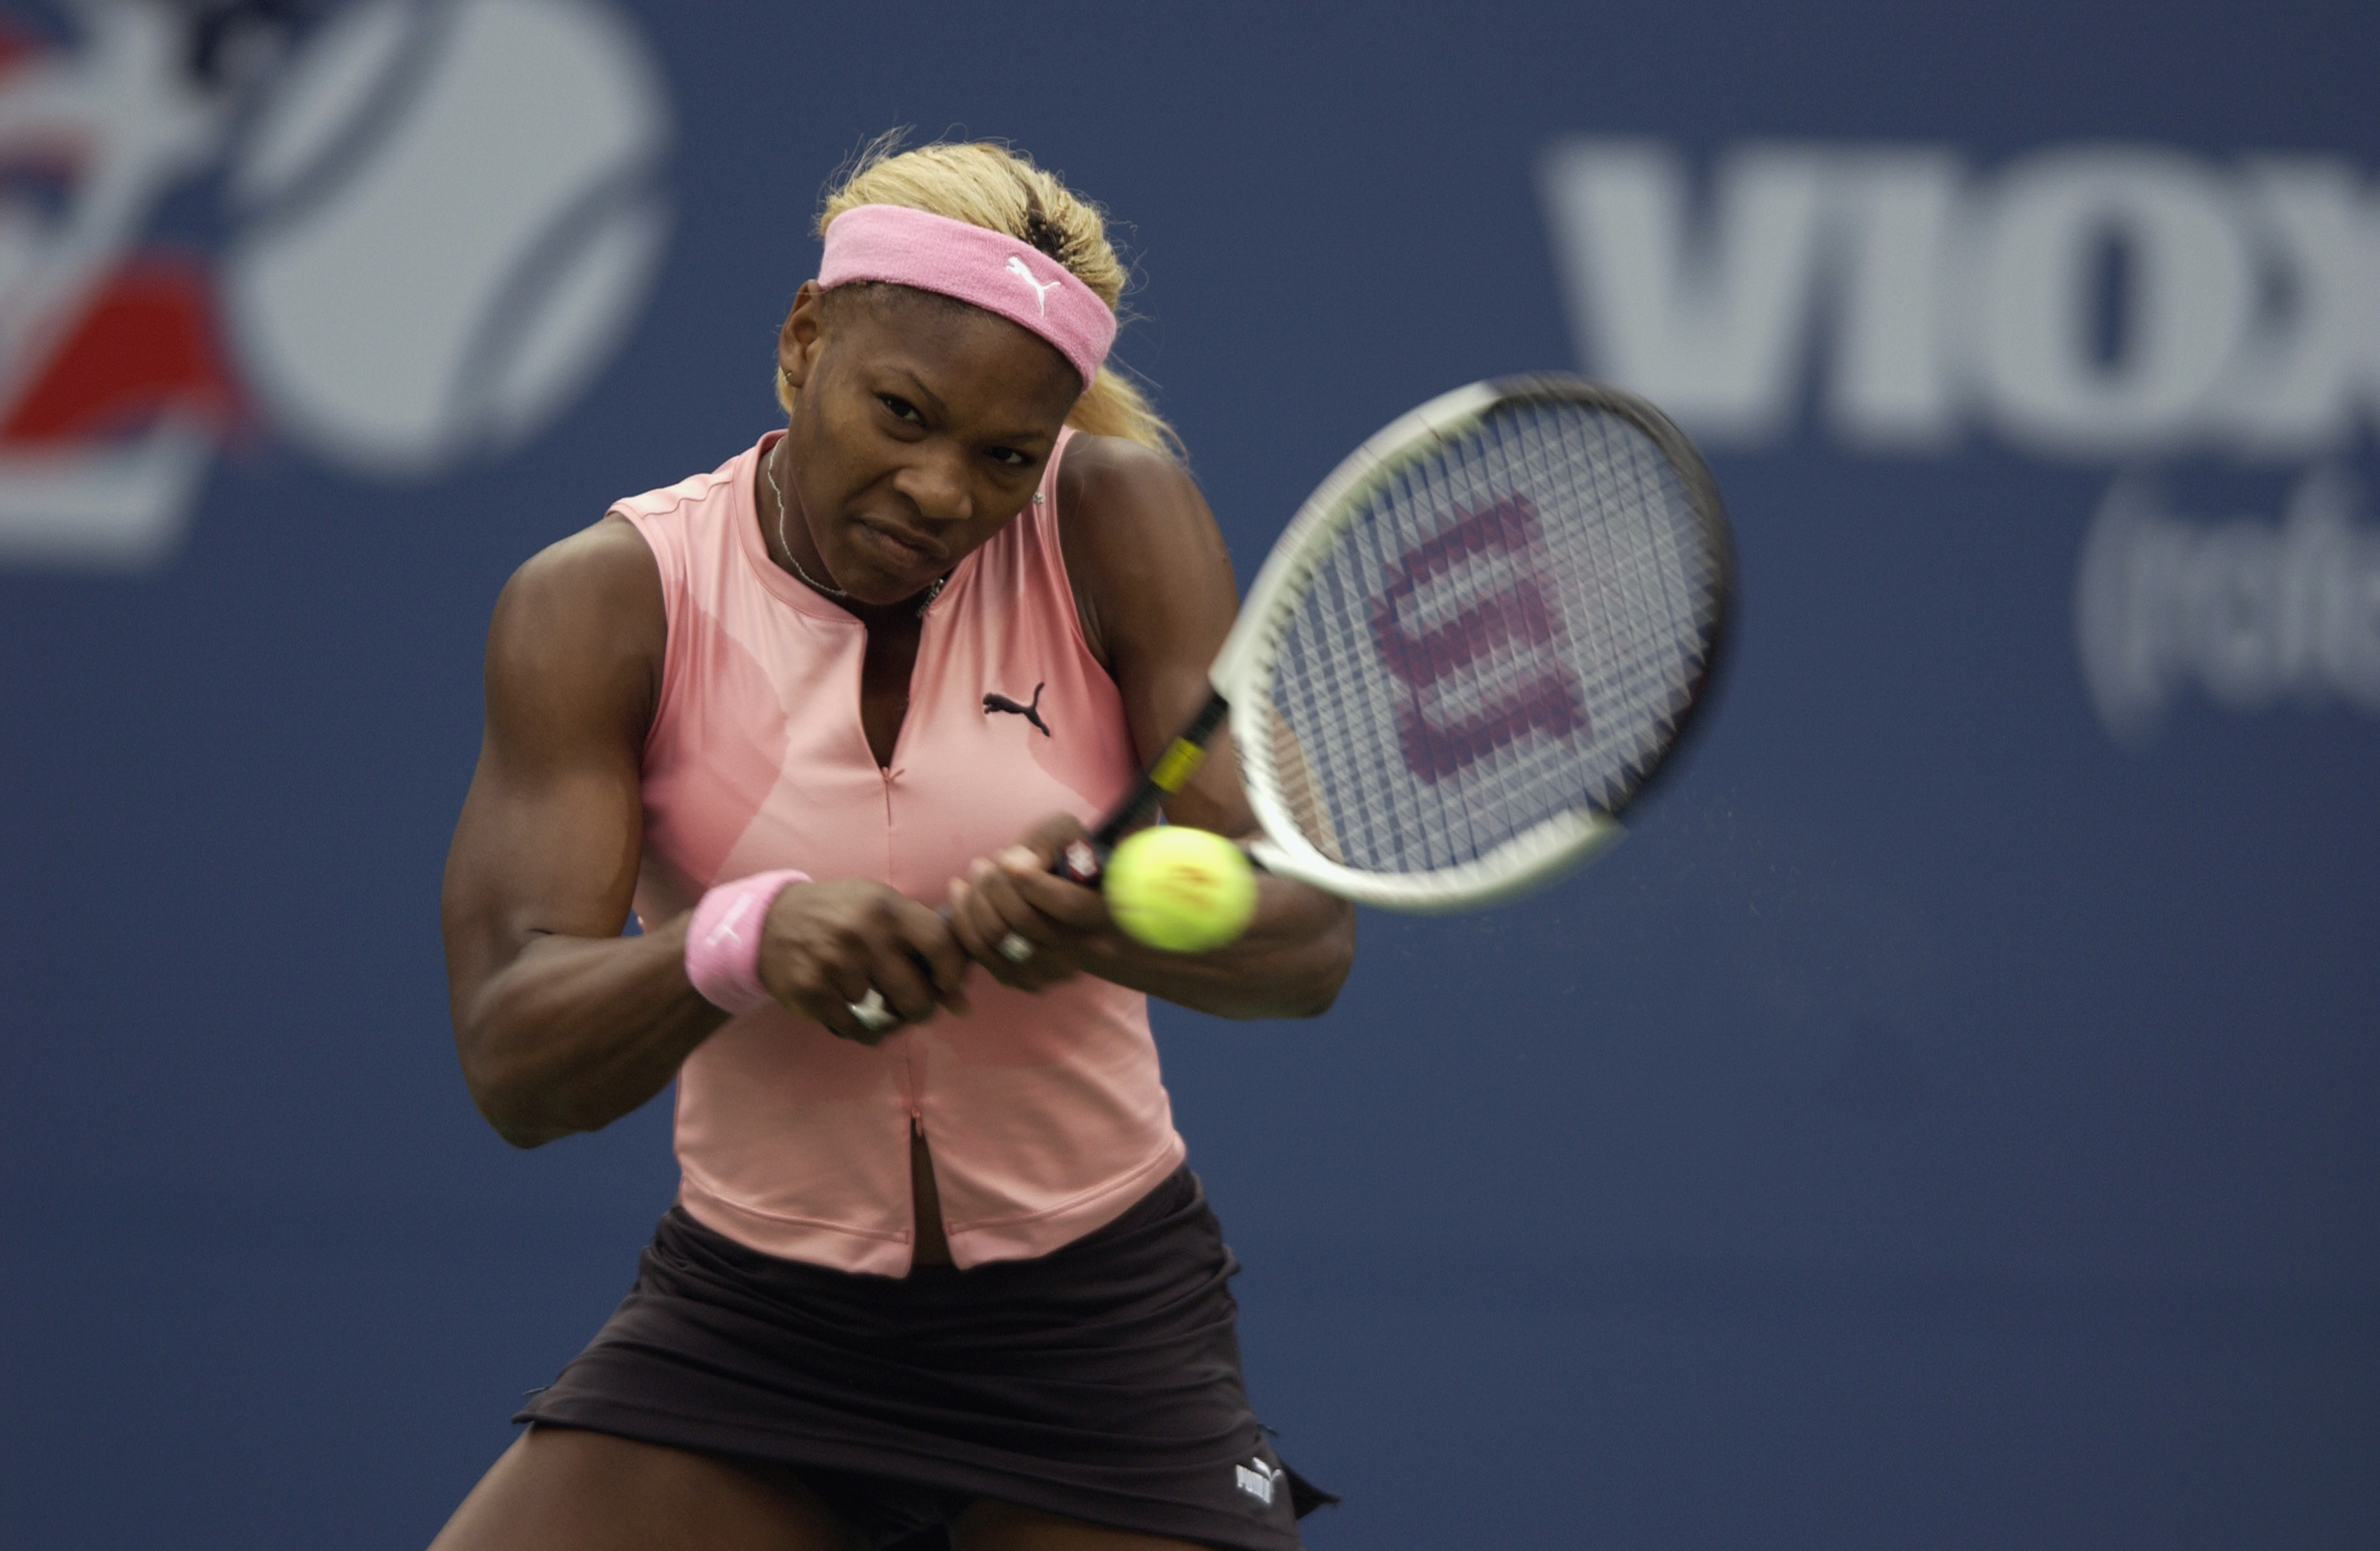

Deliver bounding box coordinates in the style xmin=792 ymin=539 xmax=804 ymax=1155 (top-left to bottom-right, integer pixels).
xmin=432 ymin=139 xmax=1355 ymax=1551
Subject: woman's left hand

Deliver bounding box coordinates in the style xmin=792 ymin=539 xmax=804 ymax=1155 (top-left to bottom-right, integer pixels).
xmin=945 ymin=813 xmax=1119 ymax=992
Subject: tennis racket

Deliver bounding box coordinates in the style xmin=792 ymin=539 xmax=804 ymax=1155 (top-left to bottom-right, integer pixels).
xmin=1058 ymin=372 xmax=1733 ymax=911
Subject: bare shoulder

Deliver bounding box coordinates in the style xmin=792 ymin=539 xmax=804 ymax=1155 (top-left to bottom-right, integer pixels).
xmin=497 ymin=513 xmax=661 ymax=636
xmin=485 ymin=514 xmax=664 ymax=744
xmin=1056 ymin=435 xmax=1234 ymax=653
xmin=1057 ymin=431 xmax=1199 ymax=515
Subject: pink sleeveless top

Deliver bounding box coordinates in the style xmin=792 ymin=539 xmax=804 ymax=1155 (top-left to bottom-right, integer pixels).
xmin=616 ymin=429 xmax=1185 ymax=1275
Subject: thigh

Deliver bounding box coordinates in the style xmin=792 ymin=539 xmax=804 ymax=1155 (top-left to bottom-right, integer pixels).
xmin=952 ymin=1498 xmax=1215 ymax=1551
xmin=427 ymin=1425 xmax=861 ymax=1551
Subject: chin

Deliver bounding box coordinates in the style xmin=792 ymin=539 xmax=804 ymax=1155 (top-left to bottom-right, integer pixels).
xmin=825 ymin=557 xmax=921 ymax=607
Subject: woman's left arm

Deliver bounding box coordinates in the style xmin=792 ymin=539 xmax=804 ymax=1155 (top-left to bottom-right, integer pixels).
xmin=943 ymin=436 xmax=1355 ymax=1019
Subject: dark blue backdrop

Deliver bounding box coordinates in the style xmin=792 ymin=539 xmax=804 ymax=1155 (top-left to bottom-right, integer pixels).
xmin=3 ymin=2 xmax=2373 ymax=1546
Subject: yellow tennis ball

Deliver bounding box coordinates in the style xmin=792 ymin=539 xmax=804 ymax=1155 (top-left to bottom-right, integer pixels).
xmin=1103 ymin=827 xmax=1258 ymax=953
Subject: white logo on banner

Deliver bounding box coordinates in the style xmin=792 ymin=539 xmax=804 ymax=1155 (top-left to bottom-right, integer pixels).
xmin=1538 ymin=138 xmax=2380 ymax=744
xmin=1537 ymin=139 xmax=2378 ymax=457
xmin=0 ymin=0 xmax=671 ymax=569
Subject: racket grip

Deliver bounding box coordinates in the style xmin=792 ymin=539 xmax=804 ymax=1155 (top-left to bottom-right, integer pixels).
xmin=1054 ymin=837 xmax=1106 ymax=886
xmin=1056 ymin=692 xmax=1231 ymax=886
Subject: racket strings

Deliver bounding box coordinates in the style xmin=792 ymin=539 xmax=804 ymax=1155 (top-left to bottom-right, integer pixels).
xmin=1261 ymin=400 xmax=1721 ymax=876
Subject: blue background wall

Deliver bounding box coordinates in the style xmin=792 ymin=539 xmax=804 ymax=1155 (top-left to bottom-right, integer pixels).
xmin=2 ymin=2 xmax=2373 ymax=1546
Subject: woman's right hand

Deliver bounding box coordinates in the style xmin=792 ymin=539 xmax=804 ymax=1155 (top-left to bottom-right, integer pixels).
xmin=758 ymin=879 xmax=971 ymax=1043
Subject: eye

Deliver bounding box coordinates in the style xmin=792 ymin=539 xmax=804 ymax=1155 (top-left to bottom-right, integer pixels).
xmin=877 ymin=394 xmax=923 ymax=424
xmin=986 ymin=447 xmax=1031 ymax=469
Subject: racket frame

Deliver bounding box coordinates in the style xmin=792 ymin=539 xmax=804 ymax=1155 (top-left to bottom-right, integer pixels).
xmin=1074 ymin=374 xmax=1732 ymax=914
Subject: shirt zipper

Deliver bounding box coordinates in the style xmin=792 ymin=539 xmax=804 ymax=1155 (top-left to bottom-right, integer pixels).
xmin=906 ymin=1056 xmax=934 ymax=1259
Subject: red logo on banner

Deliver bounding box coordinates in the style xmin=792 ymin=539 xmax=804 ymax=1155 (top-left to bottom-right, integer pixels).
xmin=1369 ymin=494 xmax=1590 ymax=782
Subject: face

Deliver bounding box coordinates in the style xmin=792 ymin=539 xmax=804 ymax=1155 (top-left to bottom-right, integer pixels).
xmin=776 ymin=280 xmax=1083 ymax=607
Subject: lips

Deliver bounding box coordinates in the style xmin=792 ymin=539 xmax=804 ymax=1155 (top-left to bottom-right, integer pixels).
xmin=855 ymin=518 xmax=947 ymax=570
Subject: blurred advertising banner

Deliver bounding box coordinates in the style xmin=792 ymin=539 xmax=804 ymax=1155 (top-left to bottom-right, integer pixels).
xmin=1 ymin=9 xmax=2369 ymax=1547
xmin=1541 ymin=138 xmax=2380 ymax=746
xmin=0 ymin=0 xmax=669 ymax=568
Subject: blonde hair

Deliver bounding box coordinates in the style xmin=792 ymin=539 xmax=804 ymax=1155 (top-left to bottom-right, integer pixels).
xmin=781 ymin=134 xmax=1183 ymax=461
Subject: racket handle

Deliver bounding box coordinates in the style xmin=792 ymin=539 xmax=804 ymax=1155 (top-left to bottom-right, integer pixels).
xmin=1058 ymin=692 xmax=1231 ymax=885
xmin=1054 ymin=837 xmax=1105 ymax=886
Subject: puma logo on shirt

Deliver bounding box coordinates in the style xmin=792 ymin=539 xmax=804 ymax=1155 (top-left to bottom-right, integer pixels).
xmin=984 ymin=682 xmax=1052 ymax=737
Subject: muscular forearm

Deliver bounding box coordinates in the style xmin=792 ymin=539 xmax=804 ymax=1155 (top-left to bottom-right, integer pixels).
xmin=1092 ymin=875 xmax=1355 ymax=1020
xmin=453 ymin=915 xmax=726 ymax=1147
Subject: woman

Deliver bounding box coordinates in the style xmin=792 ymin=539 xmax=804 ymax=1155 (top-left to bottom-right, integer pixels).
xmin=433 ymin=139 xmax=1355 ymax=1551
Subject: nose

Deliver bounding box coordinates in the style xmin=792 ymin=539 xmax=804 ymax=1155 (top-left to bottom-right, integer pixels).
xmin=891 ymin=443 xmax=974 ymax=525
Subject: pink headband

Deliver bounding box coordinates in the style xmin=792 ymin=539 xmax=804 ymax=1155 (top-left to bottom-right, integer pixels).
xmin=817 ymin=204 xmax=1116 ymax=387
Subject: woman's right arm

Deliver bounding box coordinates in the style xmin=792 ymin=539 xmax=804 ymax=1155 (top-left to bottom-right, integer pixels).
xmin=440 ymin=516 xmax=975 ymax=1149
xmin=438 ymin=517 xmax=721 ymax=1148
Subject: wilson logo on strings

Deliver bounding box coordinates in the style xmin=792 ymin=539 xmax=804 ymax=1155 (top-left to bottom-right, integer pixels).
xmin=1371 ymin=493 xmax=1590 ymax=781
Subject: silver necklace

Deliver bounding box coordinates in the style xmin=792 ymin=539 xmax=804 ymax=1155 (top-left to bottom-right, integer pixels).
xmin=771 ymin=439 xmax=945 ymax=618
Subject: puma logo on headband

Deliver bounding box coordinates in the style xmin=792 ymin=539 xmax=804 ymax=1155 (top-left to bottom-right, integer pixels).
xmin=1005 ymin=255 xmax=1061 ymax=318
xmin=819 ymin=205 xmax=1117 ymax=385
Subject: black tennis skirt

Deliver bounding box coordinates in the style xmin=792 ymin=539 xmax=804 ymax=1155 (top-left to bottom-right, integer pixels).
xmin=515 ymin=1165 xmax=1333 ymax=1550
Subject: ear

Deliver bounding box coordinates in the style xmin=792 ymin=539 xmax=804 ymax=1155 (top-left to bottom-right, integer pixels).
xmin=777 ymin=281 xmax=829 ymax=392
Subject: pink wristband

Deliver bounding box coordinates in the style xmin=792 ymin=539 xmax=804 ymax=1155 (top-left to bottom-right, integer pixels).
xmin=684 ymin=869 xmax=809 ymax=1013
